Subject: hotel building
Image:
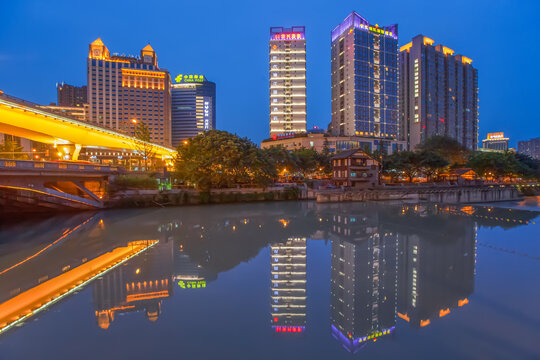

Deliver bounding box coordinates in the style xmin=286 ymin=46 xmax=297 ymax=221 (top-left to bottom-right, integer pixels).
xmin=270 ymin=237 xmax=307 ymax=334
xmin=87 ymin=38 xmax=171 ymax=146
xmin=269 ymin=27 xmax=307 ymax=137
xmin=482 ymin=132 xmax=509 ymax=151
xmin=399 ymin=35 xmax=479 ymax=150
xmin=170 ymin=74 xmax=216 ymax=147
xmin=329 ymin=12 xmax=399 ymax=140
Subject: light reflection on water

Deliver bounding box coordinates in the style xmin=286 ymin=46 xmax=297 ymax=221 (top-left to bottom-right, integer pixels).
xmin=0 ymin=201 xmax=539 ymax=359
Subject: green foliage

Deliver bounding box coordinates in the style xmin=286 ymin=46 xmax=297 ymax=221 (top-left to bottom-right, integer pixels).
xmin=112 ymin=175 xmax=158 ymax=190
xmin=284 ymin=186 xmax=300 ymax=200
xmin=175 ymin=130 xmax=276 ymax=190
xmin=263 ymin=143 xmax=332 ymax=177
xmin=133 ymin=121 xmax=156 ymax=170
xmin=417 ymin=136 xmax=470 ymax=166
xmin=467 ymin=151 xmax=537 ymax=179
xmin=291 ymin=148 xmax=318 ymax=176
xmin=0 ymin=138 xmax=28 ymax=160
xmin=417 ymin=150 xmax=449 ymax=180
xmin=383 ymin=151 xmax=421 ymax=182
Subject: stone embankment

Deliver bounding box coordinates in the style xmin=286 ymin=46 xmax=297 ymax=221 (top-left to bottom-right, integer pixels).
xmin=107 ymin=186 xmax=310 ymax=208
xmin=316 ymin=185 xmax=524 ymax=204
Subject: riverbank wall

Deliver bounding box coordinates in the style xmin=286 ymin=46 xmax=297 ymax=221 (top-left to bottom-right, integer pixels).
xmin=106 ymin=186 xmax=310 ymax=208
xmin=316 ymin=185 xmax=523 ymax=204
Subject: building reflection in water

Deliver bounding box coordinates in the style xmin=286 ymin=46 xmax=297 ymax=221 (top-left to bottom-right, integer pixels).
xmin=329 ymin=211 xmax=398 ymax=353
xmin=93 ymin=238 xmax=174 ymax=329
xmin=174 ymin=248 xmax=217 ymax=290
xmin=396 ymin=205 xmax=475 ymax=328
xmin=270 ymin=237 xmax=307 ymax=334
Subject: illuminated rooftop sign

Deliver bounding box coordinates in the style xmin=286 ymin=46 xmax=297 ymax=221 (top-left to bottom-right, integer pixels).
xmin=175 ymin=74 xmax=205 ymax=83
xmin=178 ymin=280 xmax=206 ymax=289
xmin=270 ymin=26 xmax=305 ymax=41
xmin=331 ymin=12 xmax=397 ymax=42
xmin=271 ymin=32 xmax=305 ymax=40
xmin=486 ymin=132 xmax=507 ymax=140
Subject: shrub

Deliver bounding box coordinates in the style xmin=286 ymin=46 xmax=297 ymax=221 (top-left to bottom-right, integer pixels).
xmin=112 ymin=175 xmax=158 ymax=190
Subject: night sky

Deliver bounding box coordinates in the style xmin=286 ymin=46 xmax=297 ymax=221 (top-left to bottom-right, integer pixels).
xmin=1 ymin=0 xmax=538 ymax=146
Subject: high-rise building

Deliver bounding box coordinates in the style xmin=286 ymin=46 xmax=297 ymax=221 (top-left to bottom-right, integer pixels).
xmin=518 ymin=138 xmax=540 ymax=160
xmin=482 ymin=132 xmax=509 ymax=151
xmin=170 ymin=74 xmax=216 ymax=147
xmin=329 ymin=12 xmax=398 ymax=140
xmin=399 ymin=35 xmax=479 ymax=150
xmin=57 ymin=83 xmax=87 ymax=107
xmin=270 ymin=237 xmax=306 ymax=334
xmin=87 ymin=38 xmax=172 ymax=146
xmin=269 ymin=27 xmax=307 ymax=137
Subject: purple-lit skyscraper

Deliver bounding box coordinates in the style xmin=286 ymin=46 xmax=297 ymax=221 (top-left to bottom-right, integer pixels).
xmin=329 ymin=12 xmax=398 ymax=141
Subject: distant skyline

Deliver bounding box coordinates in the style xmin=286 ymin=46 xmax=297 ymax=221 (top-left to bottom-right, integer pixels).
xmin=1 ymin=0 xmax=539 ymax=146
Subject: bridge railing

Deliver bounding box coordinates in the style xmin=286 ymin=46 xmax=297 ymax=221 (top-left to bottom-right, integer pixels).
xmin=0 ymin=159 xmax=121 ymax=174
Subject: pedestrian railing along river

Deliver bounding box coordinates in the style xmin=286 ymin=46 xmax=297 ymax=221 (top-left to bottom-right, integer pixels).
xmin=0 ymin=159 xmax=120 ymax=174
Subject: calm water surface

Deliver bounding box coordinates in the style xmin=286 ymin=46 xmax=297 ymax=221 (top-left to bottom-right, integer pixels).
xmin=0 ymin=200 xmax=539 ymax=359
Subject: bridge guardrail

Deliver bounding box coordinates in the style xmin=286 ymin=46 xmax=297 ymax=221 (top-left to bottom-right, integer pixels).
xmin=0 ymin=159 xmax=121 ymax=174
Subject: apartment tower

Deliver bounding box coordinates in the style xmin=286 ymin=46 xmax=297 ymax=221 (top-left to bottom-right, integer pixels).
xmin=269 ymin=27 xmax=307 ymax=137
xmin=57 ymin=83 xmax=87 ymax=107
xmin=399 ymin=35 xmax=478 ymax=150
xmin=329 ymin=12 xmax=399 ymax=139
xmin=87 ymin=38 xmax=171 ymax=146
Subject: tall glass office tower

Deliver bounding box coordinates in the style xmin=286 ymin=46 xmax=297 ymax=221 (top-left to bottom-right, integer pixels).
xmin=329 ymin=13 xmax=398 ymax=139
xmin=170 ymin=75 xmax=216 ymax=148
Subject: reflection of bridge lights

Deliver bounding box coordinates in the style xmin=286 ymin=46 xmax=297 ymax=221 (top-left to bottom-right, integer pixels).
xmin=0 ymin=241 xmax=158 ymax=336
xmin=278 ymin=219 xmax=289 ymax=228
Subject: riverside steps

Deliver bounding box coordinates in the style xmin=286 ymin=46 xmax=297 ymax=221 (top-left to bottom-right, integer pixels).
xmin=315 ymin=184 xmax=530 ymax=204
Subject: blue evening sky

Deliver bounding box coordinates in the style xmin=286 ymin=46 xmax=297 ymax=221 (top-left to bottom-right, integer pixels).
xmin=0 ymin=0 xmax=538 ymax=146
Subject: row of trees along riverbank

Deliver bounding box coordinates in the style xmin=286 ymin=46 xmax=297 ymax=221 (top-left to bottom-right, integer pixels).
xmin=108 ymin=130 xmax=540 ymax=194
xmin=381 ymin=136 xmax=540 ymax=182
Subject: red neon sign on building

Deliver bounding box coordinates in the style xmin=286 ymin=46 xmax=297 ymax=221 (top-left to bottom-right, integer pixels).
xmin=272 ymin=33 xmax=304 ymax=40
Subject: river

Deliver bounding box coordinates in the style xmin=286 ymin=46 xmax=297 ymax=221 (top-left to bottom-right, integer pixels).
xmin=0 ymin=199 xmax=539 ymax=359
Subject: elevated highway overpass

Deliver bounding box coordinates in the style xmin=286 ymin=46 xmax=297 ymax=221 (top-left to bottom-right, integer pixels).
xmin=0 ymin=92 xmax=176 ymax=160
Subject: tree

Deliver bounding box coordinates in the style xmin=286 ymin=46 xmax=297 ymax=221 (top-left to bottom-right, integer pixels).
xmin=417 ymin=150 xmax=448 ymax=181
xmin=514 ymin=153 xmax=540 ymax=179
xmin=316 ymin=139 xmax=333 ymax=175
xmin=467 ymin=151 xmax=522 ymax=180
xmin=384 ymin=151 xmax=422 ymax=182
xmin=291 ymin=148 xmax=318 ymax=177
xmin=262 ymin=145 xmax=295 ymax=174
xmin=0 ymin=137 xmax=28 ymax=160
xmin=133 ymin=121 xmax=156 ymax=171
xmin=175 ymin=130 xmax=275 ymax=190
xmin=417 ymin=136 xmax=470 ymax=166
